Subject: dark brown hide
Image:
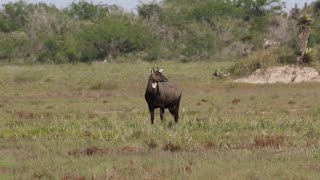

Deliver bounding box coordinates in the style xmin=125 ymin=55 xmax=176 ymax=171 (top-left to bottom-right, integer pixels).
xmin=145 ymin=70 xmax=182 ymax=124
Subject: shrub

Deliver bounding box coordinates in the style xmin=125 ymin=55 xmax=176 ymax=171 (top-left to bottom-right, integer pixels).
xmin=77 ymin=14 xmax=154 ymax=62
xmin=302 ymin=47 xmax=316 ymax=63
xmin=145 ymin=45 xmax=162 ymax=61
xmin=0 ymin=31 xmax=28 ymax=60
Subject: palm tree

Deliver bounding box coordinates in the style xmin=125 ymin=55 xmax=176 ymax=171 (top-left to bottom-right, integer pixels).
xmin=296 ymin=13 xmax=312 ymax=64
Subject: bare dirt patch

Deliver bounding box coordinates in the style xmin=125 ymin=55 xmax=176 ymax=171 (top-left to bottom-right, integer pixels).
xmin=68 ymin=146 xmax=147 ymax=156
xmin=0 ymin=167 xmax=11 ymax=174
xmin=15 ymin=110 xmax=35 ymax=119
xmin=63 ymin=175 xmax=85 ymax=180
xmin=162 ymin=142 xmax=182 ymax=152
xmin=232 ymin=98 xmax=240 ymax=105
xmin=146 ymin=139 xmax=158 ymax=149
xmin=235 ymin=66 xmax=320 ymax=84
xmin=202 ymin=141 xmax=217 ymax=150
xmin=12 ymin=110 xmax=59 ymax=120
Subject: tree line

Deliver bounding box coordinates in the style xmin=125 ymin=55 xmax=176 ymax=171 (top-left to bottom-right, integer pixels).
xmin=0 ymin=0 xmax=319 ymax=63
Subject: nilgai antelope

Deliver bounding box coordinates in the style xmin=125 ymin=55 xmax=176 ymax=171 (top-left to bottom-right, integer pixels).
xmin=145 ymin=68 xmax=182 ymax=124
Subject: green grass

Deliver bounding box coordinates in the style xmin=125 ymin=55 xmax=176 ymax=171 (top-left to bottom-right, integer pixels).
xmin=0 ymin=61 xmax=320 ymax=179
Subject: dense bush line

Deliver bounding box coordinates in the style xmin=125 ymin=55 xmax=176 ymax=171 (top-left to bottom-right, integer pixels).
xmin=0 ymin=0 xmax=319 ymax=63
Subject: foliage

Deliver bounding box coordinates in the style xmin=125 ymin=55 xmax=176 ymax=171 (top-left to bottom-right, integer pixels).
xmin=309 ymin=1 xmax=320 ymax=48
xmin=68 ymin=0 xmax=109 ymax=20
xmin=137 ymin=2 xmax=162 ymax=21
xmin=296 ymin=14 xmax=312 ymax=32
xmin=0 ymin=31 xmax=28 ymax=60
xmin=77 ymin=14 xmax=153 ymax=62
xmin=0 ymin=0 xmax=319 ymax=63
xmin=302 ymin=47 xmax=316 ymax=63
xmin=0 ymin=1 xmax=31 ymax=32
xmin=138 ymin=0 xmax=286 ymax=61
xmin=0 ymin=1 xmax=154 ymax=63
xmin=313 ymin=0 xmax=320 ymax=16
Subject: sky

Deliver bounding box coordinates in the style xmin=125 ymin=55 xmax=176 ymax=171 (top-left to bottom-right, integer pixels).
xmin=0 ymin=0 xmax=316 ymax=12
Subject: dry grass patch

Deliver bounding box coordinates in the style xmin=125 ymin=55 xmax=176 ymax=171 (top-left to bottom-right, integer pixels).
xmin=253 ymin=135 xmax=285 ymax=148
xmin=89 ymin=81 xmax=118 ymax=90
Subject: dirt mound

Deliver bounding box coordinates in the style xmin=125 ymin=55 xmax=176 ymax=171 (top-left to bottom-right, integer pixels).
xmin=235 ymin=66 xmax=320 ymax=84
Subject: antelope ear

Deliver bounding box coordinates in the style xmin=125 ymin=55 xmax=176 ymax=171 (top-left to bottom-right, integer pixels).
xmin=150 ymin=69 xmax=154 ymax=74
xmin=159 ymin=69 xmax=164 ymax=73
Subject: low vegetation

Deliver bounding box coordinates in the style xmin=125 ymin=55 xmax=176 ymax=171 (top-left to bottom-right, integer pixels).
xmin=0 ymin=62 xmax=320 ymax=179
xmin=229 ymin=48 xmax=296 ymax=76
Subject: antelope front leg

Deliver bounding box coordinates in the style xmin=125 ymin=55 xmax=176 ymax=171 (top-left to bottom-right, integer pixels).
xmin=148 ymin=105 xmax=155 ymax=124
xmin=160 ymin=108 xmax=165 ymax=121
xmin=174 ymin=103 xmax=180 ymax=123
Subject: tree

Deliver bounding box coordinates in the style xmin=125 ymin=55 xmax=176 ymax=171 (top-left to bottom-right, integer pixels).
xmin=0 ymin=1 xmax=31 ymax=32
xmin=313 ymin=0 xmax=320 ymax=16
xmin=138 ymin=2 xmax=161 ymax=22
xmin=296 ymin=13 xmax=312 ymax=64
xmin=68 ymin=0 xmax=109 ymax=20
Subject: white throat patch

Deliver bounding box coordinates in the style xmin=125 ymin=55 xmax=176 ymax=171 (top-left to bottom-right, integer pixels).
xmin=152 ymin=83 xmax=157 ymax=89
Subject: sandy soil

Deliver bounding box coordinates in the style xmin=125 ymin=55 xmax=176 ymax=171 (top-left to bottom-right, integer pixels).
xmin=235 ymin=66 xmax=320 ymax=84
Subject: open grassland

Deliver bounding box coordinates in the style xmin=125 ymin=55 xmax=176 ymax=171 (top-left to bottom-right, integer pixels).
xmin=0 ymin=62 xmax=320 ymax=179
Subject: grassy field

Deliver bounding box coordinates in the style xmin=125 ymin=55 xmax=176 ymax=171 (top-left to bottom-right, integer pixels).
xmin=0 ymin=61 xmax=320 ymax=179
